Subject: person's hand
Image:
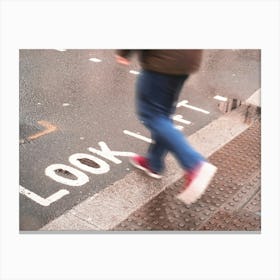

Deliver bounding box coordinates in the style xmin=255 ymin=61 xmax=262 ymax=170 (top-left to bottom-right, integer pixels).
xmin=115 ymin=55 xmax=130 ymax=65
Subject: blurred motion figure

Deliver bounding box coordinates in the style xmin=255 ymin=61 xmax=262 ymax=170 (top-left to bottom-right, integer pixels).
xmin=116 ymin=50 xmax=217 ymax=204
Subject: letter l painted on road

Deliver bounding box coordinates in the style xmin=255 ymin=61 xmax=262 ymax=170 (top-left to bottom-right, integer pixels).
xmin=19 ymin=186 xmax=69 ymax=207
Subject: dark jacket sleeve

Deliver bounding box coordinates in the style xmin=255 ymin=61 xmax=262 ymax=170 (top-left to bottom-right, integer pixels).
xmin=116 ymin=50 xmax=133 ymax=58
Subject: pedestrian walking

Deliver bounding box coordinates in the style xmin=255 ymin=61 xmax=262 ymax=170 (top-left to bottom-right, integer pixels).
xmin=115 ymin=50 xmax=217 ymax=204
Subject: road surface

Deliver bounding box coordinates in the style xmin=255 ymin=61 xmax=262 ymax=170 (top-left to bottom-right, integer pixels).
xmin=19 ymin=49 xmax=260 ymax=230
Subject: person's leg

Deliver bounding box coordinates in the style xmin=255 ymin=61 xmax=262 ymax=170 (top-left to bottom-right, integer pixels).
xmin=136 ymin=70 xmax=205 ymax=172
xmin=146 ymin=73 xmax=188 ymax=173
xmin=135 ymin=70 xmax=168 ymax=173
xmin=145 ymin=114 xmax=205 ymax=171
xmin=147 ymin=132 xmax=168 ymax=173
xmin=135 ymin=70 xmax=217 ymax=205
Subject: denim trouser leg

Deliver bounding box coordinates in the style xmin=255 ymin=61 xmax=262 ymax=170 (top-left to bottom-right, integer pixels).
xmin=136 ymin=70 xmax=205 ymax=173
xmin=147 ymin=132 xmax=168 ymax=172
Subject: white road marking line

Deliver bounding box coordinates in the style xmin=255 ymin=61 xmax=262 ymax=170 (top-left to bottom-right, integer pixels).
xmin=184 ymin=104 xmax=210 ymax=114
xmin=19 ymin=186 xmax=69 ymax=207
xmin=173 ymin=114 xmax=191 ymax=125
xmin=55 ymin=49 xmax=66 ymax=52
xmin=62 ymin=103 xmax=70 ymax=107
xmin=129 ymin=70 xmax=140 ymax=75
xmin=177 ymin=100 xmax=210 ymax=114
xmin=89 ymin=58 xmax=102 ymax=63
xmin=46 ymin=190 xmax=70 ymax=204
xmin=123 ymin=130 xmax=152 ymax=143
xmin=214 ymin=95 xmax=228 ymax=102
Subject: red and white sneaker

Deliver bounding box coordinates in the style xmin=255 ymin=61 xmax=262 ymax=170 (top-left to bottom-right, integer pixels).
xmin=129 ymin=155 xmax=162 ymax=179
xmin=176 ymin=161 xmax=217 ymax=204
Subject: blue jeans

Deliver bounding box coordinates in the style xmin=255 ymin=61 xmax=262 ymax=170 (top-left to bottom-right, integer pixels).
xmin=136 ymin=70 xmax=205 ymax=173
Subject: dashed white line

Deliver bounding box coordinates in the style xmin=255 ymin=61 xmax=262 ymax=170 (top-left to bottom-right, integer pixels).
xmin=89 ymin=58 xmax=102 ymax=63
xmin=214 ymin=95 xmax=228 ymax=102
xmin=55 ymin=49 xmax=66 ymax=52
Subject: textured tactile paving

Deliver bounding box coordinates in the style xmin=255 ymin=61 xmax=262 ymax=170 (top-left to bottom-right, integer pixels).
xmin=244 ymin=190 xmax=261 ymax=214
xmin=113 ymin=119 xmax=261 ymax=231
xmin=198 ymin=209 xmax=261 ymax=231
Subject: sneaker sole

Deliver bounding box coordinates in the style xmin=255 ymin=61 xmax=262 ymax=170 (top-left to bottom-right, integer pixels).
xmin=129 ymin=158 xmax=162 ymax=179
xmin=176 ymin=162 xmax=217 ymax=205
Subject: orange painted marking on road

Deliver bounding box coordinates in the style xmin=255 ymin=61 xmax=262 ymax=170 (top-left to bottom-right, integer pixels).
xmin=27 ymin=121 xmax=58 ymax=140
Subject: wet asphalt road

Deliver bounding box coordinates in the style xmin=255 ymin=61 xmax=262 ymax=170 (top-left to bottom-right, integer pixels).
xmin=19 ymin=49 xmax=260 ymax=230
